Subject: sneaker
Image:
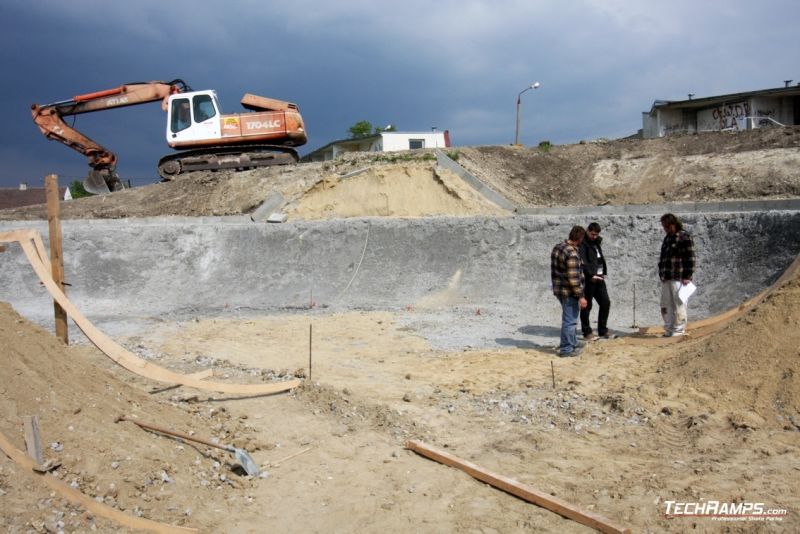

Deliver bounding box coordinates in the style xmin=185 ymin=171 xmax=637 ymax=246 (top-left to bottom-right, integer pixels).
xmin=599 ymin=332 xmax=615 ymax=339
xmin=583 ymin=333 xmax=599 ymax=341
xmin=559 ymin=346 xmax=583 ymax=358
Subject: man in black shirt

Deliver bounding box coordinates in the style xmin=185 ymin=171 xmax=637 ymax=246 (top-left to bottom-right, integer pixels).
xmin=579 ymin=222 xmax=611 ymax=339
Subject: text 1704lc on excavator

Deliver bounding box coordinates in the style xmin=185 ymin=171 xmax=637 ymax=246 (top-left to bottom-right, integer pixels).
xmin=31 ymin=79 xmax=307 ymax=194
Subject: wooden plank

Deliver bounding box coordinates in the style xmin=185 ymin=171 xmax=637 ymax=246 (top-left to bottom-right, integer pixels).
xmin=406 ymin=440 xmax=631 ymax=534
xmin=638 ymin=294 xmax=758 ymax=335
xmin=31 ymin=232 xmax=53 ymax=273
xmin=0 ymin=229 xmax=38 ymax=243
xmin=22 ymin=416 xmax=44 ymax=465
xmin=149 ymin=370 xmax=215 ymax=394
xmin=12 ymin=233 xmax=301 ymax=396
xmin=45 ymin=174 xmax=68 ymax=344
xmin=0 ymin=429 xmax=196 ymax=533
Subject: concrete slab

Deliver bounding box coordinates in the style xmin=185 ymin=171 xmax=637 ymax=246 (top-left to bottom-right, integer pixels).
xmin=250 ymin=192 xmax=285 ymax=222
xmin=1 ymin=207 xmax=798 ymax=351
xmin=436 ymin=150 xmax=517 ymax=211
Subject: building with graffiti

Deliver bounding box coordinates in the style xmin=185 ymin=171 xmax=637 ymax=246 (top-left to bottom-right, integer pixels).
xmin=642 ymin=83 xmax=800 ymax=138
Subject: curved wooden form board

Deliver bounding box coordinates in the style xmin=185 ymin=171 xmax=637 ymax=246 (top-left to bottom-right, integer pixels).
xmin=0 ymin=430 xmax=197 ymax=533
xmin=31 ymin=231 xmax=52 ymax=272
xmin=0 ymin=230 xmax=302 ymax=395
xmin=636 ymin=254 xmax=800 ymax=339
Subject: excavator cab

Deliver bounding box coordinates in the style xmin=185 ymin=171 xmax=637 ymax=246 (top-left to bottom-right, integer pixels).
xmin=167 ymin=91 xmax=221 ymax=145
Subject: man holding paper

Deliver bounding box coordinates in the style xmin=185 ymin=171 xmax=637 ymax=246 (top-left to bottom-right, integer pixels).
xmin=658 ymin=213 xmax=696 ymax=337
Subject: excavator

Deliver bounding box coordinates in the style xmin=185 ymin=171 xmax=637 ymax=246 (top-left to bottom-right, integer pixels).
xmin=31 ymin=79 xmax=307 ymax=194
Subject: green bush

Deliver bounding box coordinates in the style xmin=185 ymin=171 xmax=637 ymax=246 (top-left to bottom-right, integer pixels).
xmin=538 ymin=140 xmax=552 ymax=152
xmin=69 ymin=180 xmax=93 ymax=198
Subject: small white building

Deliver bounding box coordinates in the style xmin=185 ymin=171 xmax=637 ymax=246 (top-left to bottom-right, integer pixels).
xmin=302 ymin=130 xmax=452 ymax=162
xmin=642 ymin=84 xmax=800 ymax=138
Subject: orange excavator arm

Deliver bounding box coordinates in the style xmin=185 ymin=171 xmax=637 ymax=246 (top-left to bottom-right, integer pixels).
xmin=31 ymin=79 xmax=189 ymax=193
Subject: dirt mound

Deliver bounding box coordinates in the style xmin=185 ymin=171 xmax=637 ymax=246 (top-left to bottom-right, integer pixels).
xmin=285 ymin=163 xmax=507 ymax=219
xmin=457 ymin=127 xmax=800 ymax=207
xmin=0 ymin=163 xmax=329 ymax=221
xmin=0 ymin=302 xmax=261 ymax=532
xmin=655 ymin=268 xmax=800 ymax=431
xmin=2 ymin=128 xmax=799 ymax=220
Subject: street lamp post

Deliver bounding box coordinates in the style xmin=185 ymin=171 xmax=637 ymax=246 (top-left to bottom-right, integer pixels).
xmin=515 ymin=82 xmax=540 ymax=145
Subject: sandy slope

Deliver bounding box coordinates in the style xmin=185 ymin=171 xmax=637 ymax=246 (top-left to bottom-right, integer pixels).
xmin=1 ymin=267 xmax=798 ymax=532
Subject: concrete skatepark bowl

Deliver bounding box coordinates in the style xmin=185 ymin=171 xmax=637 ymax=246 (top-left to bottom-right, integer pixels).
xmin=1 ymin=203 xmax=799 ymax=351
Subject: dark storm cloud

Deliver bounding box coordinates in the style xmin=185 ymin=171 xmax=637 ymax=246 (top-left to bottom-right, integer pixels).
xmin=1 ymin=0 xmax=797 ymax=187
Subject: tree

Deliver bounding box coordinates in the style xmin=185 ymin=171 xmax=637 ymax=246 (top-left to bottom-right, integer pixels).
xmin=347 ymin=120 xmax=374 ymax=139
xmin=69 ymin=180 xmax=93 ymax=198
xmin=347 ymin=121 xmax=397 ymax=138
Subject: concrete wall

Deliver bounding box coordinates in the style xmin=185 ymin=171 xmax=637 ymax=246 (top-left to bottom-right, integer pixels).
xmin=641 ymin=112 xmax=659 ymax=139
xmin=656 ymin=108 xmax=685 ymax=137
xmin=1 ymin=210 xmax=799 ymax=348
xmin=749 ymin=96 xmax=793 ymax=127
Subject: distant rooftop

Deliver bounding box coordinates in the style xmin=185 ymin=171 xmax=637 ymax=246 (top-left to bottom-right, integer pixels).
xmin=0 ymin=185 xmax=67 ymax=210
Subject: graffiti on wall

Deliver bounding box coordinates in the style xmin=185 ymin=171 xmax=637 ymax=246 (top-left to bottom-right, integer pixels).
xmin=754 ymin=108 xmax=777 ymax=127
xmin=709 ymin=102 xmax=750 ymax=130
xmin=698 ymin=101 xmax=780 ymax=131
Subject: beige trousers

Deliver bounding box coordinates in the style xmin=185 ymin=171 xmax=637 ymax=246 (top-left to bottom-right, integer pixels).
xmin=660 ymin=280 xmax=687 ymax=335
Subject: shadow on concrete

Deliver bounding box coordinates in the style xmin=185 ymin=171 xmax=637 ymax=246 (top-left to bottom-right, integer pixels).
xmin=495 ymin=338 xmax=552 ymax=350
xmin=518 ymin=325 xmax=560 ymax=337
xmin=495 ymin=324 xmax=559 ymax=350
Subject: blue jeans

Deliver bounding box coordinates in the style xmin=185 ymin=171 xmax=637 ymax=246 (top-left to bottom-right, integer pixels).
xmin=558 ymin=296 xmax=580 ymax=354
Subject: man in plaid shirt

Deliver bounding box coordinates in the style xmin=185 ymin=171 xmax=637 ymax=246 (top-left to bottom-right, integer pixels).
xmin=551 ymin=226 xmax=588 ymax=356
xmin=658 ymin=213 xmax=695 ymax=336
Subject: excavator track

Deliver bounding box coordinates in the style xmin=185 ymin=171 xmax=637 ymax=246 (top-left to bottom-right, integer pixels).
xmin=157 ymin=144 xmax=299 ymax=180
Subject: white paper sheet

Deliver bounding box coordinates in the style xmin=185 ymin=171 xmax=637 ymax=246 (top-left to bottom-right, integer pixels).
xmin=678 ymin=281 xmax=697 ymax=304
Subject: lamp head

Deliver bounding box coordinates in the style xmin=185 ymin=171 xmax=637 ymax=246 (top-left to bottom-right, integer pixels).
xmin=532 ymin=82 xmax=540 ymax=89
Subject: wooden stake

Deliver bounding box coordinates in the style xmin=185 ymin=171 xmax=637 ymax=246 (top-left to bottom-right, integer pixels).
xmin=551 ymin=361 xmax=556 ymax=389
xmin=406 ymin=440 xmax=631 ymax=534
xmin=45 ymin=174 xmax=68 ymax=344
xmin=23 ymin=415 xmax=44 ymax=466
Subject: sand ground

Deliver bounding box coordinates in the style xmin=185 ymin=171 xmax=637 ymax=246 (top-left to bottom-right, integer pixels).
xmin=1 ymin=130 xmax=799 ymax=532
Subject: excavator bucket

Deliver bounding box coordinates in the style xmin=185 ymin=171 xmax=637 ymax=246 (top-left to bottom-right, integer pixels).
xmin=83 ymin=170 xmax=111 ymax=195
xmin=83 ymin=169 xmax=124 ymax=195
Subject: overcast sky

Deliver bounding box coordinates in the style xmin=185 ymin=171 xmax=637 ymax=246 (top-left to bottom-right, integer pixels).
xmin=1 ymin=0 xmax=797 ymax=188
